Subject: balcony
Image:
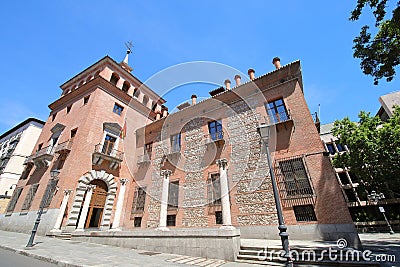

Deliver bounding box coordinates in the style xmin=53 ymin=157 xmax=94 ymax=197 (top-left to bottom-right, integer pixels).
xmin=205 ymin=131 xmax=225 ymax=148
xmin=92 ymin=144 xmax=124 ymax=170
xmin=54 ymin=139 xmax=73 ymax=154
xmin=137 ymin=153 xmax=151 ymax=165
xmin=32 ymin=145 xmax=55 ymax=167
xmin=23 ymin=156 xmax=34 ymax=166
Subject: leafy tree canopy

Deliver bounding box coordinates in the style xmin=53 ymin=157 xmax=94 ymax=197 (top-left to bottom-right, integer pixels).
xmin=350 ymin=0 xmax=400 ymax=85
xmin=332 ymin=106 xmax=400 ymax=198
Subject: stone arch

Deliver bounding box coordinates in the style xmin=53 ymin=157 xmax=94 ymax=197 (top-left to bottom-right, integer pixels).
xmin=66 ymin=170 xmax=117 ymax=231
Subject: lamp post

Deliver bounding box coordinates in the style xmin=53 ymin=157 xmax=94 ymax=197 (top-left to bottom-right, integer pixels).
xmin=367 ymin=191 xmax=395 ymax=235
xmin=257 ymin=124 xmax=293 ymax=267
xmin=26 ymin=169 xmax=60 ymax=247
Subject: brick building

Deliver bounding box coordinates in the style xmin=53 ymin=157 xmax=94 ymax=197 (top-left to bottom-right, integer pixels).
xmin=0 ymin=52 xmax=359 ymax=259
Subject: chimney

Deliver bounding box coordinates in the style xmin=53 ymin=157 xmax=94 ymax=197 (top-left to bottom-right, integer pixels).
xmin=272 ymin=57 xmax=281 ymax=69
xmin=234 ymin=75 xmax=241 ymax=86
xmin=191 ymin=94 xmax=197 ymax=105
xmin=248 ymin=69 xmax=255 ymax=80
xmin=156 ymin=111 xmax=161 ymax=120
xmin=224 ymin=79 xmax=231 ymax=90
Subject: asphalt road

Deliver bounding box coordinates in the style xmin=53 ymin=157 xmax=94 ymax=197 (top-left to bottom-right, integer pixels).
xmin=0 ymin=247 xmax=57 ymax=267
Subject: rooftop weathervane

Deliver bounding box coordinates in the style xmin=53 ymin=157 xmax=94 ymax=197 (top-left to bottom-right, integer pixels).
xmin=122 ymin=41 xmax=133 ymax=65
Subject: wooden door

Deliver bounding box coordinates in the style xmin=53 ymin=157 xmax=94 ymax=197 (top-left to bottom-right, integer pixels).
xmin=85 ymin=180 xmax=108 ymax=228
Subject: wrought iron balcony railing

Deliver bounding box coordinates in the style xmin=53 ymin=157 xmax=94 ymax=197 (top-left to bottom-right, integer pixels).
xmin=54 ymin=139 xmax=73 ymax=154
xmin=265 ymin=110 xmax=292 ymax=125
xmin=94 ymin=144 xmax=124 ymax=161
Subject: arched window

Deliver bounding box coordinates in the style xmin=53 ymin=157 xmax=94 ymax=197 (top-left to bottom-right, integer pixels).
xmin=142 ymin=95 xmax=149 ymax=106
xmin=122 ymin=81 xmax=130 ymax=93
xmin=110 ymin=73 xmax=119 ymax=86
xmin=133 ymin=89 xmax=140 ymax=98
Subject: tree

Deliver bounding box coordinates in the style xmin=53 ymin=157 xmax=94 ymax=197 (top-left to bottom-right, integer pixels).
xmin=331 ymin=106 xmax=400 ymax=198
xmin=350 ymin=0 xmax=400 ymax=85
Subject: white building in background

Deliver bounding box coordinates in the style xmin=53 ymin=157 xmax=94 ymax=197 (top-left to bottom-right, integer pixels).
xmin=0 ymin=118 xmax=44 ymax=197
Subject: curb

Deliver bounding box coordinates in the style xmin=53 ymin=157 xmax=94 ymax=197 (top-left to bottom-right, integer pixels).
xmin=0 ymin=244 xmax=82 ymax=267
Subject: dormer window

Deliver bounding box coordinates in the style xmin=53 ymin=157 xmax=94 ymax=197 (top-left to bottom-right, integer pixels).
xmin=122 ymin=81 xmax=130 ymax=92
xmin=110 ymin=73 xmax=119 ymax=86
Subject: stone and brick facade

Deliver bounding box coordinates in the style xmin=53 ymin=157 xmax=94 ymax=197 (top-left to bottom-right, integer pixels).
xmin=0 ymin=53 xmax=360 ymax=257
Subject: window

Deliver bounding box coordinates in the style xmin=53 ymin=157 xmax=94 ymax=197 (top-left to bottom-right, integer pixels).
xmin=142 ymin=95 xmax=149 ymax=106
xmin=326 ymin=143 xmax=336 ymax=155
xmin=133 ymin=89 xmax=140 ymax=98
xmin=278 ymin=157 xmax=313 ymax=196
xmin=168 ymin=181 xmax=179 ymax=209
xmin=110 ymin=73 xmax=119 ymax=86
xmin=134 ymin=217 xmax=142 ymax=227
xmin=215 ymin=211 xmax=223 ymax=224
xmin=22 ymin=184 xmax=39 ymax=210
xmin=122 ymin=81 xmax=130 ymax=92
xmin=132 ymin=187 xmax=147 ymax=213
xmin=83 ymin=95 xmax=90 ymax=105
xmin=208 ymin=120 xmax=223 ymax=141
xmin=71 ymin=128 xmax=78 ymax=138
xmin=66 ymin=105 xmax=72 ymax=114
xmin=344 ymin=189 xmax=357 ymax=202
xmin=20 ymin=164 xmax=33 ymax=180
xmin=293 ymin=205 xmax=317 ymax=221
xmin=166 ymin=214 xmax=176 ymax=226
xmin=51 ymin=113 xmax=57 ymax=122
xmin=6 ymin=187 xmax=23 ymax=212
xmin=266 ymin=98 xmax=289 ymax=123
xmin=208 ymin=173 xmax=221 ymax=206
xmin=102 ymin=135 xmax=117 ymax=156
xmin=145 ymin=143 xmax=153 ymax=158
xmin=170 ymin=133 xmax=181 ymax=152
xmin=113 ymin=103 xmax=124 ymax=115
xmin=38 ymin=143 xmax=43 ymax=151
xmin=40 ymin=178 xmax=59 ymax=208
xmin=338 ymin=172 xmax=350 ymax=185
xmin=336 ymin=143 xmax=346 ymax=152
xmin=349 ymin=172 xmax=359 ymax=183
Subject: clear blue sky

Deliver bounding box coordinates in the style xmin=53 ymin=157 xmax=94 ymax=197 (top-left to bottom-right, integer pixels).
xmin=0 ymin=1 xmax=398 ymax=134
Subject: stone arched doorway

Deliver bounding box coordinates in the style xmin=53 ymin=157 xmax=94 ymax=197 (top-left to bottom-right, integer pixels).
xmin=85 ymin=179 xmax=108 ymax=228
xmin=65 ymin=170 xmax=117 ymax=231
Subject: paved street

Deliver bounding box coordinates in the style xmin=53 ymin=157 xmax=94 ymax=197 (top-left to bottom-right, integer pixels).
xmin=0 ymin=247 xmax=57 ymax=267
xmin=0 ymin=229 xmax=398 ymax=267
xmin=0 ymin=230 xmax=259 ymax=267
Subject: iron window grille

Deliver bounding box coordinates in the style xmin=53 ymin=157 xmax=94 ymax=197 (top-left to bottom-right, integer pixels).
xmin=166 ymin=214 xmax=176 ymax=226
xmin=293 ymin=205 xmax=317 ymax=222
xmin=208 ymin=120 xmax=223 ymax=141
xmin=113 ymin=103 xmax=124 ymax=115
xmin=132 ymin=187 xmax=147 ymax=213
xmin=6 ymin=187 xmax=23 ymax=213
xmin=40 ymin=178 xmax=59 ymax=208
xmin=275 ymin=155 xmax=316 ymax=207
xmin=134 ymin=217 xmax=142 ymax=227
xmin=207 ymin=173 xmax=221 ymax=206
xmin=21 ymin=184 xmax=39 ymax=210
xmin=168 ymin=181 xmax=179 ymax=209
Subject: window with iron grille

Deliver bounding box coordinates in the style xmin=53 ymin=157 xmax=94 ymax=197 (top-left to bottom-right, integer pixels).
xmin=293 ymin=205 xmax=317 ymax=221
xmin=113 ymin=103 xmax=124 ymax=115
xmin=277 ymin=157 xmax=313 ymax=197
xmin=6 ymin=187 xmax=23 ymax=212
xmin=40 ymin=178 xmax=59 ymax=208
xmin=132 ymin=187 xmax=147 ymax=213
xmin=207 ymin=173 xmax=221 ymax=206
xmin=344 ymin=188 xmax=358 ymax=202
xmin=265 ymin=98 xmax=289 ymax=124
xmin=145 ymin=142 xmax=153 ymax=159
xmin=168 ymin=181 xmax=179 ymax=209
xmin=170 ymin=133 xmax=181 ymax=152
xmin=22 ymin=184 xmax=39 ymax=210
xmin=338 ymin=172 xmax=350 ymax=185
xmin=167 ymin=214 xmax=176 ymax=226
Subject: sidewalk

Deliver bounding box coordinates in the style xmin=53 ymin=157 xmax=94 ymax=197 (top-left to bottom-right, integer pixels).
xmin=0 ymin=230 xmax=260 ymax=267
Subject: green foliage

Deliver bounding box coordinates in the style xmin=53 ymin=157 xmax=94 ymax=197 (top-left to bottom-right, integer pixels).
xmin=350 ymin=1 xmax=400 ymax=85
xmin=332 ymin=106 xmax=400 ymax=198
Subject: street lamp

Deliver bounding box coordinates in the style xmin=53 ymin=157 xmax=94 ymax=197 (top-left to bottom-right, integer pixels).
xmin=367 ymin=191 xmax=395 ymax=235
xmin=257 ymin=124 xmax=293 ymax=267
xmin=26 ymin=169 xmax=60 ymax=247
